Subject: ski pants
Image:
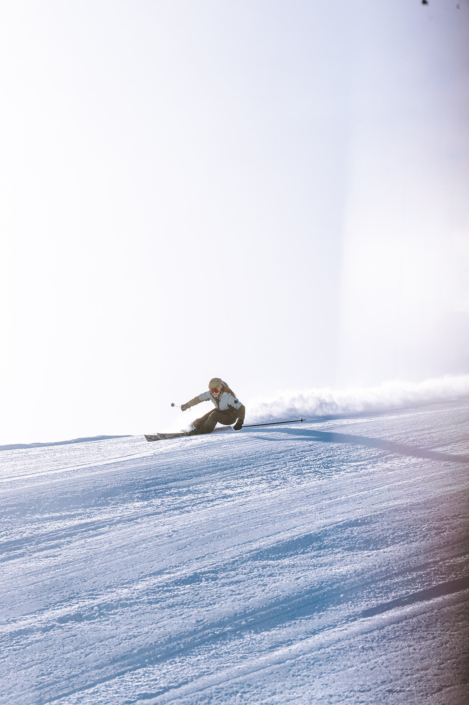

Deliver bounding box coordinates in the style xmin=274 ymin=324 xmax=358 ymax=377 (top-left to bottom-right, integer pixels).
xmin=193 ymin=408 xmax=239 ymax=434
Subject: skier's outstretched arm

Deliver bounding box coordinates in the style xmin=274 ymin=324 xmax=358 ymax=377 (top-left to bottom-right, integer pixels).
xmin=181 ymin=394 xmax=206 ymax=412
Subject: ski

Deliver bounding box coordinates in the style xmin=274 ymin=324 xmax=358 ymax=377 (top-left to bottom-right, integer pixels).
xmin=144 ymin=418 xmax=306 ymax=442
xmin=144 ymin=426 xmax=234 ymax=442
xmin=145 ymin=431 xmax=188 ymax=441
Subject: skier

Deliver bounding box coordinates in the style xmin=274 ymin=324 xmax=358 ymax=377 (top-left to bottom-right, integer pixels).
xmin=181 ymin=378 xmax=245 ymax=435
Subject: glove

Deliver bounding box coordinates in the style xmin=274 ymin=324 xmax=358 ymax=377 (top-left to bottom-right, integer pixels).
xmin=181 ymin=403 xmax=188 ymax=411
xmin=233 ymin=421 xmax=243 ymax=431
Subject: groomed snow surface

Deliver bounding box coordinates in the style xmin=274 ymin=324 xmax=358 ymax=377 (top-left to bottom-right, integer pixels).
xmin=1 ymin=400 xmax=468 ymax=704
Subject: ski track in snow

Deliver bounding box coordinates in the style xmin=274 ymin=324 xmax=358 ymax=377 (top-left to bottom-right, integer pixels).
xmin=1 ymin=400 xmax=468 ymax=704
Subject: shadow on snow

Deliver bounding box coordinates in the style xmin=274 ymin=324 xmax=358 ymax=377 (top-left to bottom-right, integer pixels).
xmin=246 ymin=427 xmax=469 ymax=464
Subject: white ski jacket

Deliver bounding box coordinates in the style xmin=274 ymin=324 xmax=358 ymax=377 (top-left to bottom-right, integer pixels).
xmin=197 ymin=390 xmax=243 ymax=413
xmin=183 ymin=381 xmax=245 ymax=422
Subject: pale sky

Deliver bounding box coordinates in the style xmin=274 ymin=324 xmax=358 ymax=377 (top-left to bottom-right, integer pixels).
xmin=1 ymin=0 xmax=468 ymax=444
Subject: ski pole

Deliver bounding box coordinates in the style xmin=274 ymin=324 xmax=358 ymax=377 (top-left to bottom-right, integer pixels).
xmin=171 ymin=403 xmax=181 ymax=408
xmin=243 ymin=418 xmax=305 ymax=429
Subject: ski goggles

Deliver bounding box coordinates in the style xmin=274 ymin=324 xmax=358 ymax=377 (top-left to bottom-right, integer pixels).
xmin=210 ymin=387 xmax=221 ymax=394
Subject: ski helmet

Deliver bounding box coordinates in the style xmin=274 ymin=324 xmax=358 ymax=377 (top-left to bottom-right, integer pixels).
xmin=208 ymin=377 xmax=223 ymax=389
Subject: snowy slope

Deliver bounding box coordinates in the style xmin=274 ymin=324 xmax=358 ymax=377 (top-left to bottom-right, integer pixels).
xmin=1 ymin=400 xmax=468 ymax=704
